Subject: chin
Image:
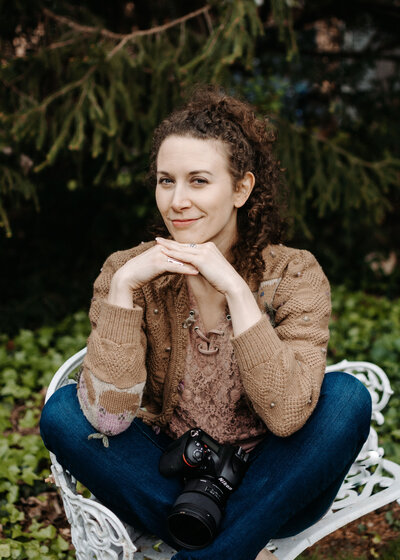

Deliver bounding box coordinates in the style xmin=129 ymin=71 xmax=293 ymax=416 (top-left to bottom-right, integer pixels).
xmin=173 ymin=234 xmax=204 ymax=244
xmin=168 ymin=229 xmax=204 ymax=243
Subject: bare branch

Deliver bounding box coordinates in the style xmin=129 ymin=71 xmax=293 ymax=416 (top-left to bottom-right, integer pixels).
xmin=43 ymin=8 xmax=123 ymax=39
xmin=43 ymin=5 xmax=211 ymax=53
xmin=47 ymin=37 xmax=80 ymax=51
xmin=107 ymin=6 xmax=212 ymax=60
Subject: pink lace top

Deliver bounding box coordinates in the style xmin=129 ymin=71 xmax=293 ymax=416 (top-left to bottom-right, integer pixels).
xmin=165 ymin=286 xmax=267 ymax=450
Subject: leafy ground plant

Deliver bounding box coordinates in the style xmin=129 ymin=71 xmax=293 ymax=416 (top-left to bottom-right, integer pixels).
xmin=0 ymin=287 xmax=399 ymax=558
xmin=329 ymin=286 xmax=400 ymax=463
xmin=0 ymin=312 xmax=89 ymax=559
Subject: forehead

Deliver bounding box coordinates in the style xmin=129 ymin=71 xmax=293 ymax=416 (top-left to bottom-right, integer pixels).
xmin=156 ymin=135 xmax=229 ymax=170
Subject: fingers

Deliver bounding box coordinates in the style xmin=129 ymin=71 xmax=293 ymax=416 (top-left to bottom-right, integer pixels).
xmin=155 ymin=237 xmax=220 ymax=279
xmin=155 ymin=237 xmax=195 ymax=250
xmin=162 ymin=252 xmax=199 ymax=275
xmin=155 ymin=236 xmax=220 ymax=268
xmin=155 ymin=237 xmax=240 ymax=294
xmin=155 ymin=237 xmax=208 ymax=257
xmin=166 ymin=257 xmax=184 ymax=266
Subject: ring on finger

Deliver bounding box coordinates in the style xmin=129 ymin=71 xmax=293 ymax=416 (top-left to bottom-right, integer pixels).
xmin=188 ymin=243 xmax=197 ymax=248
xmin=167 ymin=257 xmax=184 ymax=266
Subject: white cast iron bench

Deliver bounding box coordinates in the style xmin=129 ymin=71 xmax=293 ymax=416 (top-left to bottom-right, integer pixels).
xmin=44 ymin=348 xmax=400 ymax=560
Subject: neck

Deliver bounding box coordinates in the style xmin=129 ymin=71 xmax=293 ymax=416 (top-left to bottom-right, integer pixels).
xmin=187 ymin=274 xmax=212 ymax=294
xmin=187 ymin=275 xmax=226 ymax=303
xmin=212 ymin=218 xmax=238 ymax=260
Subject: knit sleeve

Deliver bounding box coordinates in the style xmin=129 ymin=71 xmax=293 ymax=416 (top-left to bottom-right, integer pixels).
xmin=77 ymin=250 xmax=147 ymax=436
xmin=231 ymin=250 xmax=331 ymax=437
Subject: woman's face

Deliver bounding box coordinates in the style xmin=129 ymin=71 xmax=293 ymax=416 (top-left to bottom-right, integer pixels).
xmin=156 ymin=135 xmax=244 ymax=254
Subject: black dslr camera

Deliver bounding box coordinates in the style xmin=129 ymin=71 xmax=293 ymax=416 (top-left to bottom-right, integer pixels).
xmin=159 ymin=428 xmax=249 ymax=549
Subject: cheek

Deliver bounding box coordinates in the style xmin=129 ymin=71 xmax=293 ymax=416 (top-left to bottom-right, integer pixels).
xmin=155 ymin=188 xmax=166 ymax=213
xmin=210 ymin=190 xmax=236 ymax=216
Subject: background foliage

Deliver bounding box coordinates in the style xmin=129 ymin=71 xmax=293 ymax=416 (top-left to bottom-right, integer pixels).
xmin=1 ymin=0 xmax=399 ymax=334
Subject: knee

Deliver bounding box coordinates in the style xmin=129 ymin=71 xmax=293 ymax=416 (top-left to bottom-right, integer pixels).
xmin=322 ymin=372 xmax=372 ymax=438
xmin=40 ymin=384 xmax=78 ymax=452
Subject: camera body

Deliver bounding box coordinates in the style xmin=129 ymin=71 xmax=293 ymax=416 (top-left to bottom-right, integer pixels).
xmin=159 ymin=428 xmax=249 ymax=549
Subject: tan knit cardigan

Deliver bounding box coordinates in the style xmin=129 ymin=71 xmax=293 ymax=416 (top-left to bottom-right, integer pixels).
xmin=77 ymin=241 xmax=331 ymax=438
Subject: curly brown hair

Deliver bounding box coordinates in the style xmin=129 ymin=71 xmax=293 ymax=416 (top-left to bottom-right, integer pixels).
xmin=149 ymin=85 xmax=287 ymax=288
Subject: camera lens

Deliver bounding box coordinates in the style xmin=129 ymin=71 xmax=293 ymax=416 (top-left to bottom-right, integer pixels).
xmin=167 ymin=485 xmax=222 ymax=549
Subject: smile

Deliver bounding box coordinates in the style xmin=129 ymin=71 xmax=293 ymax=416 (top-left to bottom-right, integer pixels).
xmin=170 ymin=218 xmax=200 ymax=229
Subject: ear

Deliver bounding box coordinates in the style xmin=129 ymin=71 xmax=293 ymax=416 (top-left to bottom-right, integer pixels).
xmin=234 ymin=172 xmax=255 ymax=208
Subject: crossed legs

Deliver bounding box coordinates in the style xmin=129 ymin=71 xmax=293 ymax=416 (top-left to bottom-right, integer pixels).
xmin=40 ymin=372 xmax=372 ymax=560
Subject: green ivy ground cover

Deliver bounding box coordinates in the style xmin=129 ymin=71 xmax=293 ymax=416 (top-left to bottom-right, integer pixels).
xmin=0 ymin=287 xmax=399 ymax=559
xmin=329 ymin=286 xmax=400 ymax=463
xmin=0 ymin=312 xmax=89 ymax=560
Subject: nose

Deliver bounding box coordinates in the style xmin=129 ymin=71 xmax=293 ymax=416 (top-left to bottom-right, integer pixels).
xmin=170 ymin=182 xmax=192 ymax=211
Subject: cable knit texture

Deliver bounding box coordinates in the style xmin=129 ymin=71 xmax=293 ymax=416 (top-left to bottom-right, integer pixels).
xmin=165 ymin=287 xmax=267 ymax=449
xmin=77 ymin=241 xmax=331 ymax=438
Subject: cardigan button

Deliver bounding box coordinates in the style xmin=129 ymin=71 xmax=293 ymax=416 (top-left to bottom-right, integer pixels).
xmin=270 ymin=402 xmax=276 ymax=408
xmin=153 ymin=309 xmax=159 ymax=314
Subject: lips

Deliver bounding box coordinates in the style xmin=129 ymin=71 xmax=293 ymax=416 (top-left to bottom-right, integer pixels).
xmin=170 ymin=218 xmax=200 ymax=228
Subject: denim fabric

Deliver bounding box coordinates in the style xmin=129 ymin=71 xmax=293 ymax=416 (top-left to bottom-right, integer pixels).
xmin=40 ymin=372 xmax=372 ymax=560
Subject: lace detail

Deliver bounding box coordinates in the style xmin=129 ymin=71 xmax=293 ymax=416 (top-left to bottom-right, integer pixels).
xmin=167 ymin=284 xmax=267 ymax=448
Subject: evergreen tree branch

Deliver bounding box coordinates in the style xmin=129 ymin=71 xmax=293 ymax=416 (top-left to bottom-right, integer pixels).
xmin=283 ymin=120 xmax=400 ymax=172
xmin=316 ymin=133 xmax=400 ymax=171
xmin=12 ymin=66 xmax=96 ymax=120
xmin=0 ymin=79 xmax=36 ymax=105
xmin=0 ymin=201 xmax=11 ymax=238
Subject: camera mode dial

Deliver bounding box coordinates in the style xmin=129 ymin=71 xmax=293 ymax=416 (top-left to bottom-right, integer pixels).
xmin=185 ymin=440 xmax=204 ymax=466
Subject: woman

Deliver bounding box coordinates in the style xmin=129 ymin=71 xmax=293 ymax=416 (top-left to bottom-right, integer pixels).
xmin=40 ymin=87 xmax=372 ymax=560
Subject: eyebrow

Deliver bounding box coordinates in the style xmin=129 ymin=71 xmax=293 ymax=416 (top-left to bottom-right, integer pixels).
xmin=157 ymin=170 xmax=213 ymax=176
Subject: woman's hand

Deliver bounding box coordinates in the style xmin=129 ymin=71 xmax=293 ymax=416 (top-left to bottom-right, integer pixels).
xmin=155 ymin=237 xmax=262 ymax=335
xmin=107 ymin=243 xmax=199 ymax=309
xmin=155 ymin=237 xmax=245 ymax=296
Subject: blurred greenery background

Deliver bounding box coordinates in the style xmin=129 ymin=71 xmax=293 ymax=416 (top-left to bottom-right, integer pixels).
xmin=1 ymin=0 xmax=399 ymax=558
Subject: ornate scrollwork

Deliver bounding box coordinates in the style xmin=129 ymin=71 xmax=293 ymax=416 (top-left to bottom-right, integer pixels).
xmin=326 ymin=360 xmax=393 ymax=424
xmin=321 ymin=362 xmax=397 ymax=513
xmin=50 ymin=454 xmax=137 ymax=559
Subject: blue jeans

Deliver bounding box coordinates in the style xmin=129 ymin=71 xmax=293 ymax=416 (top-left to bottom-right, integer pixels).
xmin=40 ymin=372 xmax=372 ymax=560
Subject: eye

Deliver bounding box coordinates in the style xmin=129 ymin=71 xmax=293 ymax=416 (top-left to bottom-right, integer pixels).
xmin=192 ymin=177 xmax=208 ymax=186
xmin=158 ymin=177 xmax=174 ymax=186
